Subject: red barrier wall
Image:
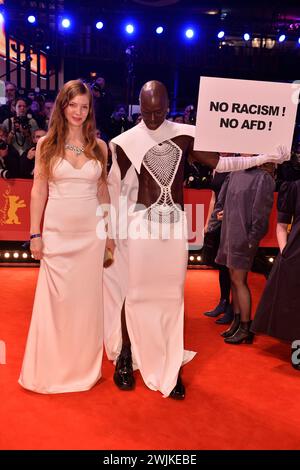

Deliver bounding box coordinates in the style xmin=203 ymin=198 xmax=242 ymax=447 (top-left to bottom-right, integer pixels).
xmin=0 ymin=180 xmax=278 ymax=246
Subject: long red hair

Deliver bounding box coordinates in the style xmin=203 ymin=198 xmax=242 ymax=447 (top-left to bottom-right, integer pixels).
xmin=40 ymin=79 xmax=106 ymax=179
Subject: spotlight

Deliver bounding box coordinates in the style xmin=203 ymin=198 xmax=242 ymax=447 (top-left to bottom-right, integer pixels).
xmin=156 ymin=26 xmax=164 ymax=35
xmin=13 ymin=252 xmax=19 ymax=259
xmin=243 ymin=33 xmax=250 ymax=41
xmin=217 ymin=30 xmax=225 ymax=39
xmin=298 ymin=37 xmax=300 ymax=45
xmin=61 ymin=18 xmax=71 ymax=29
xmin=197 ymin=256 xmax=201 ymax=261
xmin=189 ymin=255 xmax=195 ymax=261
xmin=278 ymin=34 xmax=286 ymax=42
xmin=27 ymin=15 xmax=36 ymax=24
xmin=96 ymin=21 xmax=104 ymax=30
xmin=22 ymin=253 xmax=28 ymax=259
xmin=125 ymin=24 xmax=134 ymax=34
xmin=45 ymin=45 xmax=50 ymax=50
xmin=269 ymin=257 xmax=274 ymax=263
xmin=0 ymin=13 xmax=4 ymax=23
xmin=185 ymin=28 xmax=194 ymax=39
xmin=4 ymin=252 xmax=10 ymax=259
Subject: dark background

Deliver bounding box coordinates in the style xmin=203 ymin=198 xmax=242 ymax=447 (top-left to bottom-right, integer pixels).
xmin=7 ymin=0 xmax=300 ymax=107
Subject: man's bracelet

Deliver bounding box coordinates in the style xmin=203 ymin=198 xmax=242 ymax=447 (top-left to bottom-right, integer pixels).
xmin=30 ymin=233 xmax=41 ymax=240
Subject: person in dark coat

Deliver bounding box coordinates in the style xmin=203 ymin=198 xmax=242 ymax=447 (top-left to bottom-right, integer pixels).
xmin=19 ymin=128 xmax=46 ymax=179
xmin=252 ymin=180 xmax=300 ymax=351
xmin=276 ymin=138 xmax=300 ymax=188
xmin=213 ymin=164 xmax=275 ymax=344
xmin=202 ymin=170 xmax=234 ymax=324
xmin=92 ymin=78 xmax=114 ymax=142
xmin=107 ymin=104 xmax=132 ymax=140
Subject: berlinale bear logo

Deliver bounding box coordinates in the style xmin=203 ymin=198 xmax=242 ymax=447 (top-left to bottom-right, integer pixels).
xmin=0 ymin=188 xmax=26 ymax=225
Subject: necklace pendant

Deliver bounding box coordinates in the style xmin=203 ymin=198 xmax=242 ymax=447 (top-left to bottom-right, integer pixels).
xmin=65 ymin=143 xmax=84 ymax=156
xmin=74 ymin=147 xmax=82 ymax=156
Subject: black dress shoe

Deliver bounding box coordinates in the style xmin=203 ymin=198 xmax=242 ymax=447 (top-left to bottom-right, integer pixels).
xmin=169 ymin=375 xmax=185 ymax=400
xmin=113 ymin=350 xmax=135 ymax=391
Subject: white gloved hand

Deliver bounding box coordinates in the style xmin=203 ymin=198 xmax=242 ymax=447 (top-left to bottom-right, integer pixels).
xmin=216 ymin=145 xmax=291 ymax=173
xmin=272 ymin=145 xmax=290 ymax=164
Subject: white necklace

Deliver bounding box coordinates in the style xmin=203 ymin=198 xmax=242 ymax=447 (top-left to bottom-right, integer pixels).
xmin=65 ymin=143 xmax=85 ymax=156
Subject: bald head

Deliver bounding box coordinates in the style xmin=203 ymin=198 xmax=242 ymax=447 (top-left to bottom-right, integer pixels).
xmin=140 ymin=81 xmax=169 ymax=130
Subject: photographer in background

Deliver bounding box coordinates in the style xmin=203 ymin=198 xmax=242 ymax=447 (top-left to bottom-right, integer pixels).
xmin=0 ymin=125 xmax=20 ymax=179
xmin=183 ymin=104 xmax=196 ymax=125
xmin=108 ymin=104 xmax=132 ymax=139
xmin=42 ymin=99 xmax=54 ymax=130
xmin=0 ymin=82 xmax=17 ymax=123
xmin=184 ymin=159 xmax=213 ymax=189
xmin=92 ymin=77 xmax=114 ymax=142
xmin=2 ymin=98 xmax=38 ymax=155
xmin=20 ymin=128 xmax=46 ymax=179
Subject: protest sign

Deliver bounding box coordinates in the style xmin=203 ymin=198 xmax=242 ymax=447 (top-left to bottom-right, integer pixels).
xmin=194 ymin=77 xmax=300 ymax=154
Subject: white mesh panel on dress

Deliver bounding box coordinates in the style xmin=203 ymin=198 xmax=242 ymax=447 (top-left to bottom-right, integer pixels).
xmin=142 ymin=140 xmax=182 ymax=224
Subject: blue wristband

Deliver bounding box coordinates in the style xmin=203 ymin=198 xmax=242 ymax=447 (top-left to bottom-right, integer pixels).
xmin=30 ymin=233 xmax=41 ymax=240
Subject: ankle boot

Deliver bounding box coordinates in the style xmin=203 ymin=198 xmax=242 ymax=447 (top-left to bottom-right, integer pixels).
xmin=215 ymin=303 xmax=234 ymax=324
xmin=204 ymin=298 xmax=227 ymax=317
xmin=224 ymin=320 xmax=254 ymax=344
xmin=220 ymin=313 xmax=240 ymax=338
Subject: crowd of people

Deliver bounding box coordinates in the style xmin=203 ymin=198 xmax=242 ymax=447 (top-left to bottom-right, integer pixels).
xmin=2 ymin=77 xmax=299 ymax=187
xmin=0 ymin=78 xmax=200 ymax=180
xmin=3 ymin=76 xmax=298 ymax=399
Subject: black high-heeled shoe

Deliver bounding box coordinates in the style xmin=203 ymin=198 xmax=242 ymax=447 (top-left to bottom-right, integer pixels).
xmin=220 ymin=313 xmax=240 ymax=338
xmin=224 ymin=321 xmax=254 ymax=344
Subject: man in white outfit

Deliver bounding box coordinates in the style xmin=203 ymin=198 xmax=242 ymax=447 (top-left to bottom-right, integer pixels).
xmin=104 ymin=80 xmax=289 ymax=399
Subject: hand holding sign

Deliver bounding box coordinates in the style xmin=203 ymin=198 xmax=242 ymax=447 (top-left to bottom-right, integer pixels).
xmin=275 ymin=145 xmax=290 ymax=164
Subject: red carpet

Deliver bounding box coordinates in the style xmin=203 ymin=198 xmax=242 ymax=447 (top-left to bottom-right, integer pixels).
xmin=0 ymin=267 xmax=300 ymax=450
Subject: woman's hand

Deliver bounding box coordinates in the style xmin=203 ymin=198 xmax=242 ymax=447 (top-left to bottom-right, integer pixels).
xmin=30 ymin=237 xmax=43 ymax=260
xmin=217 ymin=210 xmax=224 ymax=221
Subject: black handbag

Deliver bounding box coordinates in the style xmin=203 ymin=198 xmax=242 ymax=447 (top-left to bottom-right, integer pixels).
xmin=201 ymin=225 xmax=221 ymax=266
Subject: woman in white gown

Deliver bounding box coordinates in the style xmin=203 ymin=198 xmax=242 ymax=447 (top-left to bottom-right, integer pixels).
xmin=19 ymin=79 xmax=115 ymax=394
